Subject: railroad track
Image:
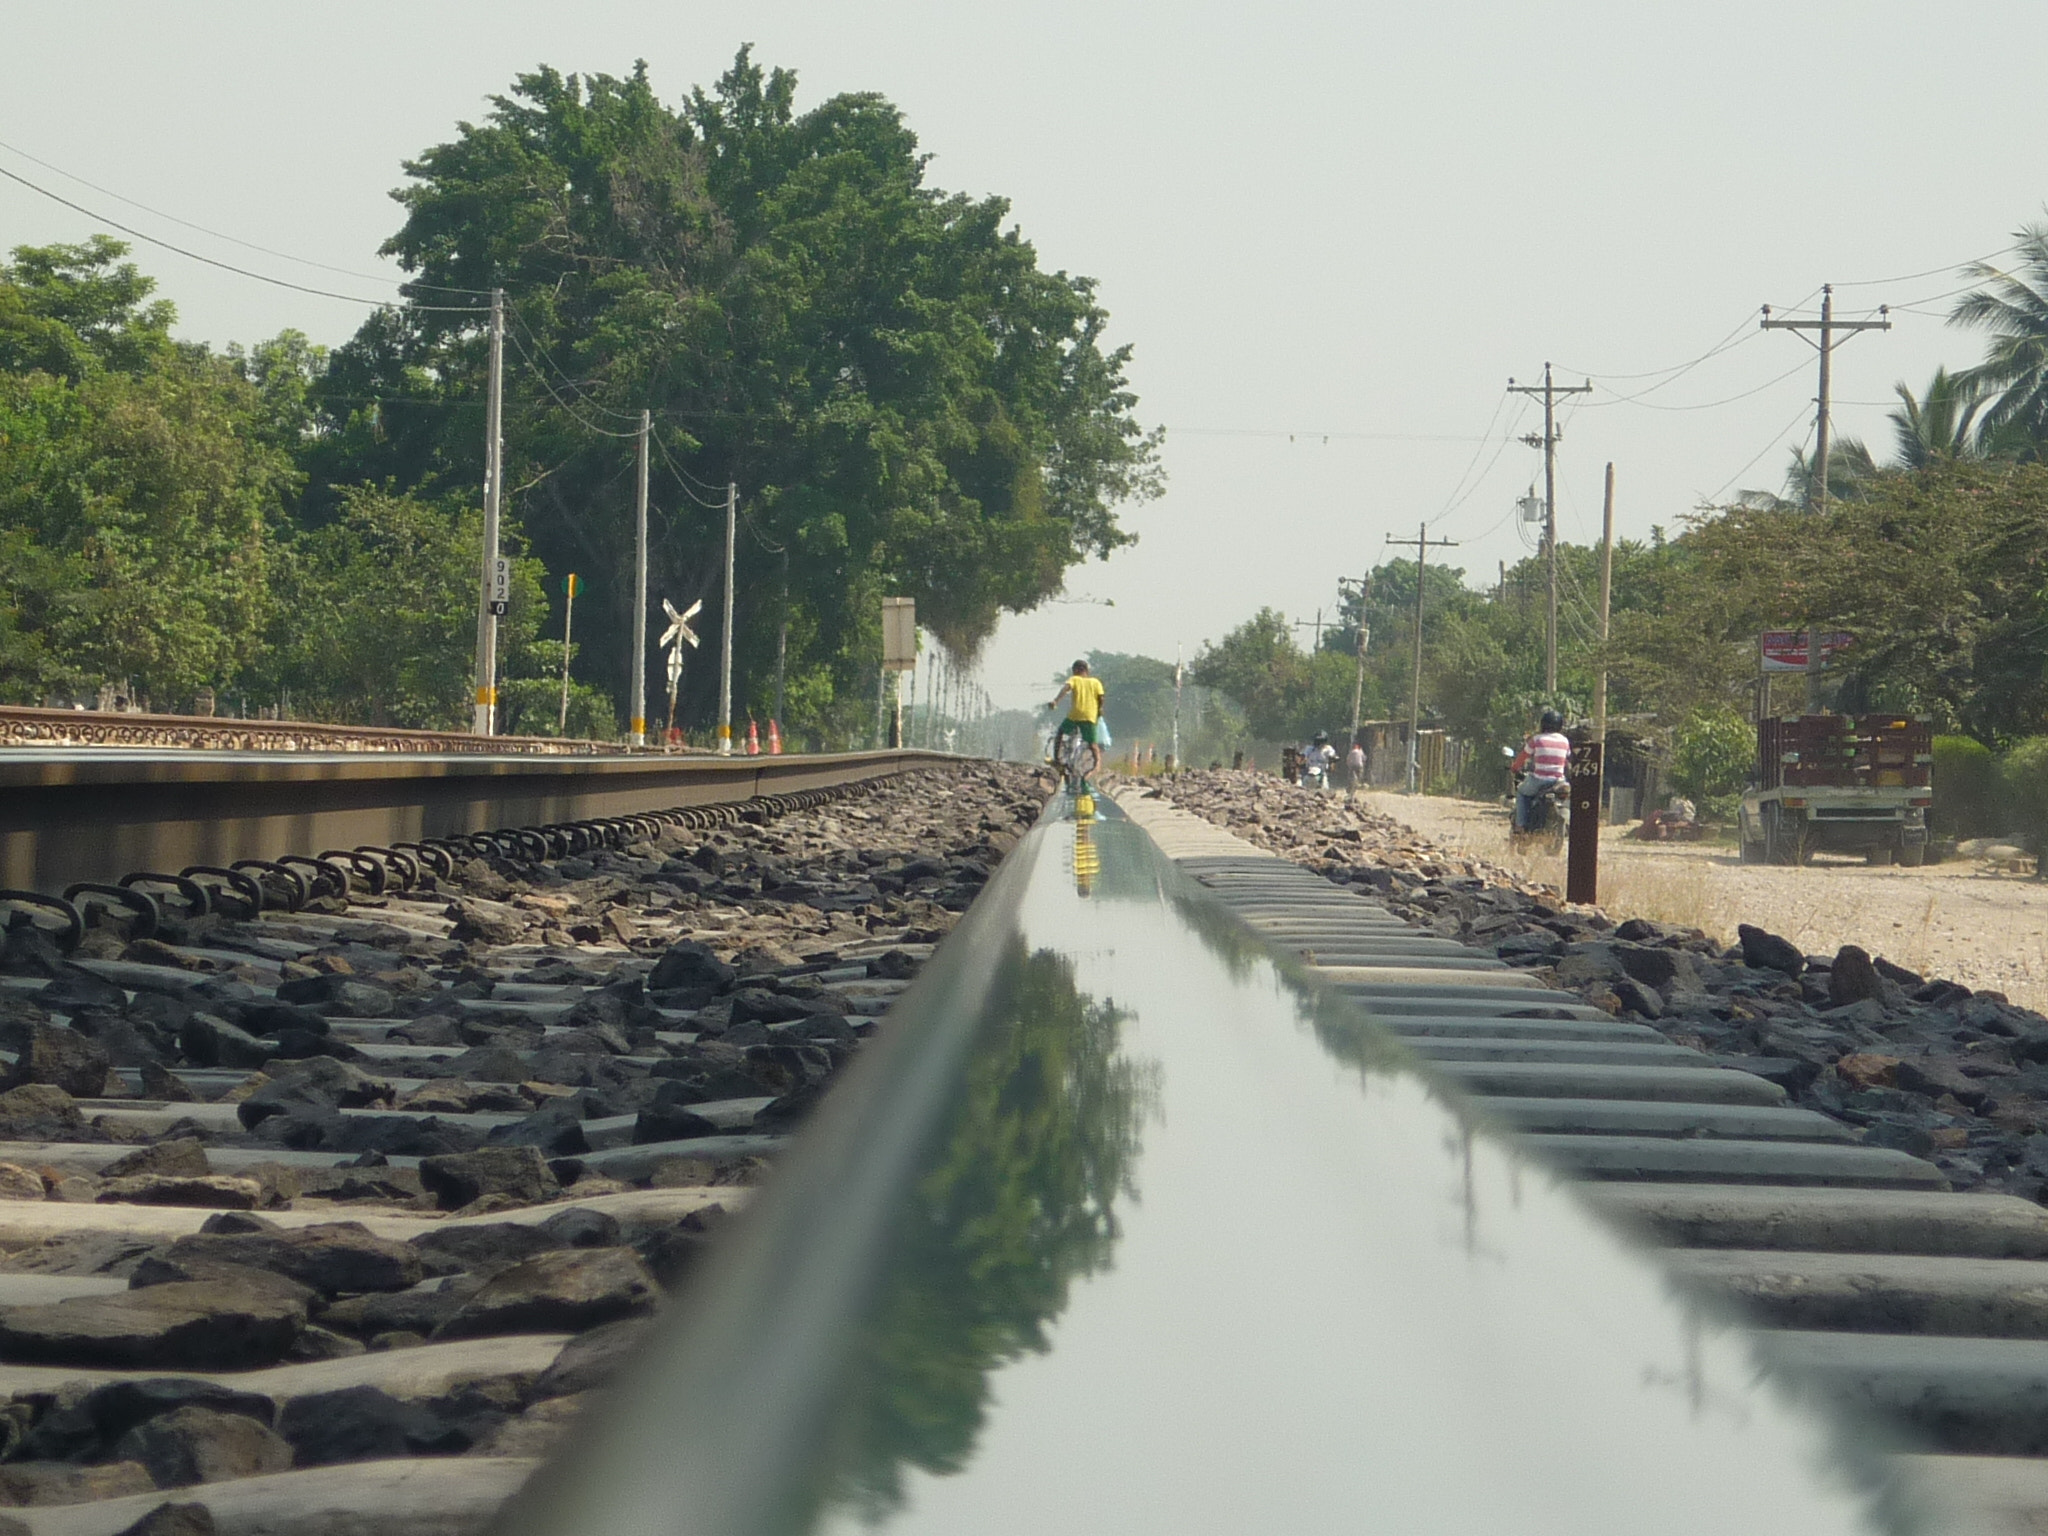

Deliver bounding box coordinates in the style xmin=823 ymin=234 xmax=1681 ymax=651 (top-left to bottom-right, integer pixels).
xmin=1 ymin=754 xmax=2041 ymax=1531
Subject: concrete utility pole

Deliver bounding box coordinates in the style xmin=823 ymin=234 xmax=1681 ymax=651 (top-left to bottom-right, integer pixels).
xmin=717 ymin=481 xmax=736 ymax=755
xmin=773 ymin=547 xmax=788 ymax=733
xmin=1338 ymin=573 xmax=1373 ymax=744
xmin=1291 ymin=609 xmax=1326 ymax=653
xmin=471 ymin=288 xmax=506 ymax=735
xmin=1762 ymin=286 xmax=1889 ymax=706
xmin=1509 ymin=364 xmax=1592 ymax=694
xmin=1593 ymin=464 xmax=1615 ymax=746
xmin=629 ymin=411 xmax=650 ymax=746
xmin=1385 ymin=524 xmax=1459 ymax=793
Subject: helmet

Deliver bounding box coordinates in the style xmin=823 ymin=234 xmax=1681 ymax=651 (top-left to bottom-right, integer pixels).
xmin=1539 ymin=709 xmax=1565 ymax=733
xmin=1313 ymin=731 xmax=1329 ymax=745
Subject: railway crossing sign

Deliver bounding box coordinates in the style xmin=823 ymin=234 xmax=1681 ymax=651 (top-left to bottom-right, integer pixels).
xmin=661 ymin=598 xmax=702 ymax=653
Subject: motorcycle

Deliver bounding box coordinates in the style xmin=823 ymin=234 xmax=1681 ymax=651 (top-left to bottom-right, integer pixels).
xmin=1503 ymin=746 xmax=1569 ymax=855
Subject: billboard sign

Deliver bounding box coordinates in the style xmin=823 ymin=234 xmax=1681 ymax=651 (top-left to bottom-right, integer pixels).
xmin=1760 ymin=630 xmax=1853 ymax=672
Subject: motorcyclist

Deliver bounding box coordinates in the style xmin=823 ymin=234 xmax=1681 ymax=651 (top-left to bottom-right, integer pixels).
xmin=1302 ymin=731 xmax=1337 ymax=789
xmin=1514 ymin=710 xmax=1572 ymax=832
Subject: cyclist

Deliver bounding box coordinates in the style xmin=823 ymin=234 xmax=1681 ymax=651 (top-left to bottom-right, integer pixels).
xmin=1047 ymin=660 xmax=1108 ymax=782
xmin=1514 ymin=709 xmax=1572 ymax=832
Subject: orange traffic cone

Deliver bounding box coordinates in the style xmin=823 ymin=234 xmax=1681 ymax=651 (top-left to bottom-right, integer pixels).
xmin=746 ymin=718 xmax=760 ymax=755
xmin=767 ymin=719 xmax=782 ymax=754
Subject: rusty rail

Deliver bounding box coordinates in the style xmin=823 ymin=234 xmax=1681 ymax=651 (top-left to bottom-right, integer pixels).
xmin=0 ymin=704 xmax=649 ymax=755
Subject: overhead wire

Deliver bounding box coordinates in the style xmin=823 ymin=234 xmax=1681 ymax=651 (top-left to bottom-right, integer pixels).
xmin=500 ymin=325 xmax=643 ymax=439
xmin=504 ymin=309 xmax=645 ymax=424
xmin=0 ymin=163 xmax=486 ymax=312
xmin=0 ymin=135 xmax=493 ymax=294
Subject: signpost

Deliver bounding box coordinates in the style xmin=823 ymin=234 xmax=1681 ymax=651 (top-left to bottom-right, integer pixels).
xmin=558 ymin=573 xmax=583 ymax=734
xmin=660 ymin=598 xmax=702 ymax=752
xmin=881 ymin=597 xmax=916 ymax=748
xmin=489 ymin=558 xmax=511 ymax=617
xmin=1566 ymin=740 xmax=1603 ymax=905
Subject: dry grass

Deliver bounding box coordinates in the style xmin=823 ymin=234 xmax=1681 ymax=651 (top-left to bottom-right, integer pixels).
xmin=1361 ymin=791 xmax=2048 ymax=1011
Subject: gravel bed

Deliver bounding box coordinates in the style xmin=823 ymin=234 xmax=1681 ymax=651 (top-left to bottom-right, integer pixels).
xmin=1140 ymin=769 xmax=2048 ymax=1206
xmin=0 ymin=764 xmax=1037 ymax=1528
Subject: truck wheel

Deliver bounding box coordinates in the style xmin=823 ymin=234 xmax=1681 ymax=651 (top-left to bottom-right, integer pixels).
xmin=1899 ymin=842 xmax=1926 ymax=868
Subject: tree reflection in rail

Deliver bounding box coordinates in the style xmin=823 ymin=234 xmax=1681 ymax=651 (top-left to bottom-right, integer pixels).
xmin=822 ymin=938 xmax=1159 ymax=1522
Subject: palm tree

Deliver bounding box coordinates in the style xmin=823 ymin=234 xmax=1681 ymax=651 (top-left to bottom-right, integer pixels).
xmin=1888 ymin=367 xmax=1985 ymax=467
xmin=1782 ymin=437 xmax=1878 ymax=508
xmin=1952 ymin=221 xmax=2048 ymax=443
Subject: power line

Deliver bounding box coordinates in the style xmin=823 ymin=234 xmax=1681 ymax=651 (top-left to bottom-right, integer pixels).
xmin=1831 ymin=242 xmax=2022 ymax=288
xmin=1165 ymin=426 xmax=1491 ymax=443
xmin=0 ymin=135 xmax=492 ymax=295
xmin=500 ymin=326 xmax=644 ymax=439
xmin=504 ymin=310 xmax=645 ymax=423
xmin=0 ymin=162 xmax=486 ymax=313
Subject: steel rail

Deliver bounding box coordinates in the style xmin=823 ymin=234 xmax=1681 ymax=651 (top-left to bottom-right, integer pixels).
xmin=0 ymin=748 xmax=949 ymax=897
xmin=491 ymin=796 xmax=1907 ymax=1536
xmin=0 ymin=703 xmax=631 ymax=755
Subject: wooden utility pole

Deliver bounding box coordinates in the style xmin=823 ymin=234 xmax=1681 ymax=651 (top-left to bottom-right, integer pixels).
xmin=1593 ymin=463 xmax=1615 ymax=746
xmin=1509 ymin=364 xmax=1592 ymax=694
xmin=1762 ymin=286 xmax=1889 ymax=706
xmin=1386 ymin=524 xmax=1458 ymax=792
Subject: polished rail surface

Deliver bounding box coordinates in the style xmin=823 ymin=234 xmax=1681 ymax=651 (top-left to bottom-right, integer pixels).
xmin=494 ymin=794 xmax=1904 ymax=1536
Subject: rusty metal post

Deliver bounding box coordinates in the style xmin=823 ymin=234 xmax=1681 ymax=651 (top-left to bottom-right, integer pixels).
xmin=1567 ymin=740 xmax=1602 ymax=905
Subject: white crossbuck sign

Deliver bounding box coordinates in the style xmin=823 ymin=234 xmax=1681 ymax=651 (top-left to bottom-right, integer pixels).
xmin=661 ymin=598 xmax=702 ymax=654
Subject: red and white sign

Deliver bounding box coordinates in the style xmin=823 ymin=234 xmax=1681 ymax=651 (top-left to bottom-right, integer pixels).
xmin=1760 ymin=629 xmax=1853 ymax=672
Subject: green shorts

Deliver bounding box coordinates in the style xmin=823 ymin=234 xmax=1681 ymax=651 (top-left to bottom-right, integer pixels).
xmin=1057 ymin=718 xmax=1101 ymax=745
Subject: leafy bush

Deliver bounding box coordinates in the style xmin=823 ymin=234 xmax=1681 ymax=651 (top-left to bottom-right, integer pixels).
xmin=1932 ymin=735 xmax=2003 ymax=837
xmin=1671 ymin=707 xmax=1755 ymax=799
xmin=2001 ymin=736 xmax=2048 ymax=850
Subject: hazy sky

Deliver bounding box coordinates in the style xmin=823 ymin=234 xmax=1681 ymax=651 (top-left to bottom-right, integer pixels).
xmin=6 ymin=2 xmax=2044 ymax=712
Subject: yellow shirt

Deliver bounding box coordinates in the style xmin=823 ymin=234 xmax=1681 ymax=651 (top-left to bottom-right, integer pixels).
xmin=1065 ymin=675 xmax=1105 ymax=723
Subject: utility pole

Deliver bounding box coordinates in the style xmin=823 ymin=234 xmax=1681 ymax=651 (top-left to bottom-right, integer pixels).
xmin=558 ymin=573 xmax=580 ymax=735
xmin=1762 ymin=286 xmax=1889 ymax=706
xmin=1593 ymin=464 xmax=1615 ymax=747
xmin=773 ymin=546 xmax=788 ymax=734
xmin=1291 ymin=608 xmax=1326 ymax=653
xmin=1337 ymin=573 xmax=1373 ymax=744
xmin=1386 ymin=524 xmax=1459 ymax=793
xmin=1508 ymin=364 xmax=1592 ymax=693
xmin=471 ymin=288 xmax=505 ymax=735
xmin=717 ymin=481 xmax=736 ymax=755
xmin=629 ymin=410 xmax=649 ymax=746
xmin=1171 ymin=644 xmax=1183 ymax=772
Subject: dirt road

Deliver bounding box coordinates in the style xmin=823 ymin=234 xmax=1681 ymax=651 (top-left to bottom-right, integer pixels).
xmin=1363 ymin=792 xmax=2048 ymax=1013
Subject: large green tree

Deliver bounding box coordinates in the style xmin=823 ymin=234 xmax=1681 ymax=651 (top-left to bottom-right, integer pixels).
xmin=315 ymin=52 xmax=1161 ymax=743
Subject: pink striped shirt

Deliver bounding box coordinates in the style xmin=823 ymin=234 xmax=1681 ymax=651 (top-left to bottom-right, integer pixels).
xmin=1529 ymin=732 xmax=1571 ymax=780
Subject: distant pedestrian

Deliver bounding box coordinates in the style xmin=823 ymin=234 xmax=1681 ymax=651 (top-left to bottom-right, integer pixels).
xmin=1346 ymin=739 xmax=1366 ymax=798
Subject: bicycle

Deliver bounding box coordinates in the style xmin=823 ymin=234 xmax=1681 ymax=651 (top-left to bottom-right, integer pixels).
xmin=1053 ymin=724 xmax=1094 ymax=797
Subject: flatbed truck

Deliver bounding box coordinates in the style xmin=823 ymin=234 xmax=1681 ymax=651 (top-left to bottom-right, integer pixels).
xmin=1737 ymin=714 xmax=1933 ymax=866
